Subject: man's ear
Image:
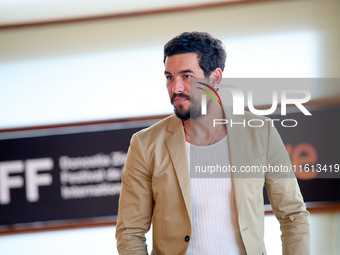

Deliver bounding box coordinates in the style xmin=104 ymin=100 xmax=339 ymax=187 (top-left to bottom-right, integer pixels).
xmin=211 ymin=68 xmax=223 ymax=85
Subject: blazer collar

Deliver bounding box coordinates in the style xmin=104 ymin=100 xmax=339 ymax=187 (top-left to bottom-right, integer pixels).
xmin=164 ymin=110 xmax=255 ymax=221
xmin=224 ymin=106 xmax=245 ymax=216
xmin=165 ymin=115 xmax=192 ymax=224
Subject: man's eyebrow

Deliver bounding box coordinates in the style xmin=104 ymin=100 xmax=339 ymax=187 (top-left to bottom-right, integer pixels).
xmin=164 ymin=69 xmax=195 ymax=75
xmin=179 ymin=69 xmax=194 ymax=74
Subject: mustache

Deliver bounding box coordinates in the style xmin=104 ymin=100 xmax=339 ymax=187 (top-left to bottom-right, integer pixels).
xmin=171 ymin=93 xmax=190 ymax=103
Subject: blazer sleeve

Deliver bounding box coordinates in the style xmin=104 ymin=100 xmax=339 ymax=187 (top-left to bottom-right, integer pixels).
xmin=115 ymin=133 xmax=153 ymax=255
xmin=264 ymin=124 xmax=311 ymax=255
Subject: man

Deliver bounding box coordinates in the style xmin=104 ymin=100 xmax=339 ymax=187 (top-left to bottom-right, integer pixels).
xmin=116 ymin=31 xmax=310 ymax=254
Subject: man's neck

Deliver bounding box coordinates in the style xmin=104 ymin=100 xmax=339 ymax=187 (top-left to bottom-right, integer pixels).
xmin=182 ymin=106 xmax=227 ymax=146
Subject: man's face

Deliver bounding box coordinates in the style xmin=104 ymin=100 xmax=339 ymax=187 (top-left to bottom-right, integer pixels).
xmin=164 ymin=53 xmax=205 ymax=121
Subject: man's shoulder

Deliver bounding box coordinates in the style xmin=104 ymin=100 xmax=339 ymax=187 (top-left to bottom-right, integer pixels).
xmin=224 ymin=106 xmax=270 ymax=122
xmin=224 ymin=106 xmax=272 ymax=131
xmin=223 ymin=107 xmax=276 ymax=142
xmin=134 ymin=114 xmax=180 ymax=140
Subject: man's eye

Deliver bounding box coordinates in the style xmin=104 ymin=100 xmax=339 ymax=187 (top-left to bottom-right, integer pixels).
xmin=166 ymin=76 xmax=173 ymax=80
xmin=184 ymin=75 xmax=192 ymax=79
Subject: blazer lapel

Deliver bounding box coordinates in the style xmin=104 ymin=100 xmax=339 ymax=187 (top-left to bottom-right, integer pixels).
xmin=165 ymin=116 xmax=192 ymax=224
xmin=224 ymin=107 xmax=245 ymax=216
xmin=224 ymin=106 xmax=266 ymax=217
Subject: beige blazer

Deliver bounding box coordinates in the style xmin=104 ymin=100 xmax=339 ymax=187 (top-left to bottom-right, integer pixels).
xmin=116 ymin=107 xmax=311 ymax=255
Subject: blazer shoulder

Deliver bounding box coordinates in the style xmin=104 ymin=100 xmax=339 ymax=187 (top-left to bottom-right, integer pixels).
xmin=224 ymin=106 xmax=273 ymax=132
xmin=224 ymin=106 xmax=271 ymax=120
xmin=134 ymin=114 xmax=179 ymax=141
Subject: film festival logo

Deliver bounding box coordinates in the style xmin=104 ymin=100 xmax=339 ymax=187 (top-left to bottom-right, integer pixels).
xmin=194 ymin=80 xmax=312 ymax=128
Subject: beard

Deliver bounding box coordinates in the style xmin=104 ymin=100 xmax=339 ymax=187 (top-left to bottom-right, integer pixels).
xmin=171 ymin=93 xmax=207 ymax=121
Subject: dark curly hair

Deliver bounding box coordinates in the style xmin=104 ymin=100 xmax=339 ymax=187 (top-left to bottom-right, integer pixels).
xmin=163 ymin=31 xmax=227 ymax=78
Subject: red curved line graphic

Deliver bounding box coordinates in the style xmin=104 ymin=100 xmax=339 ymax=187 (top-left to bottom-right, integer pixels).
xmin=196 ymin=82 xmax=223 ymax=106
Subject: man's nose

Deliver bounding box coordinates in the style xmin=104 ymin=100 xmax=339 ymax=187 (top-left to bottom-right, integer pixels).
xmin=172 ymin=77 xmax=185 ymax=94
